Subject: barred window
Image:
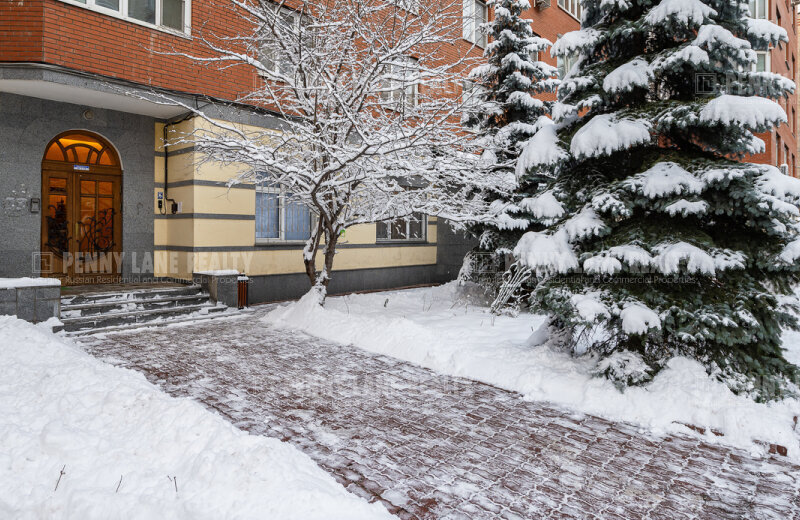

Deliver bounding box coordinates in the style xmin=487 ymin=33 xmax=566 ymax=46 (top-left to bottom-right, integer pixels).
xmin=255 ymin=183 xmax=313 ymax=242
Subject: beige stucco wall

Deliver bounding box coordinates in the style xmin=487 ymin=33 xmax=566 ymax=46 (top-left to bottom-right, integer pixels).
xmin=153 ymin=118 xmax=438 ymax=279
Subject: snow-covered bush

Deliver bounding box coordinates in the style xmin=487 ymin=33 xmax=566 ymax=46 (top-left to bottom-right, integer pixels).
xmin=594 ymin=351 xmax=654 ymax=390
xmin=513 ymin=0 xmax=800 ymax=399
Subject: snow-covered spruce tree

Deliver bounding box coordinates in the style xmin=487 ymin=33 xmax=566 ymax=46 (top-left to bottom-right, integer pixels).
xmin=514 ymin=0 xmax=800 ymax=398
xmin=465 ymin=0 xmax=559 ymax=256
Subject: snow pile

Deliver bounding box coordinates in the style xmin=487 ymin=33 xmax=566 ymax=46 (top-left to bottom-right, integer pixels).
xmin=265 ymin=283 xmax=800 ymax=458
xmin=570 ymin=114 xmax=651 ymax=158
xmin=755 ymin=165 xmax=800 ymax=202
xmin=561 ymin=206 xmax=607 ymax=241
xmin=619 ymin=303 xmax=662 ymax=334
xmin=624 ymin=162 xmax=704 ymax=198
xmin=603 ymin=58 xmax=652 ymax=93
xmin=515 ymin=119 xmax=568 ymax=175
xmin=693 ymin=25 xmax=755 ymax=62
xmin=550 ymin=28 xmax=601 ymax=57
xmin=0 ymin=316 xmax=391 ymax=520
xmin=518 ymin=191 xmax=565 ymax=220
xmin=513 ymin=230 xmax=578 ymax=273
xmin=700 ymin=95 xmax=786 ymax=128
xmin=644 ymin=0 xmax=715 ymax=27
xmin=746 ymin=18 xmax=788 ymax=46
xmin=0 ymin=277 xmax=61 ymax=289
xmin=570 ymin=292 xmax=611 ymax=320
xmin=664 ymin=199 xmax=708 ymax=216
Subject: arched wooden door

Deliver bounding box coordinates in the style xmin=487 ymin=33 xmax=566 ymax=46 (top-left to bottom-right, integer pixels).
xmin=41 ymin=132 xmax=122 ymax=284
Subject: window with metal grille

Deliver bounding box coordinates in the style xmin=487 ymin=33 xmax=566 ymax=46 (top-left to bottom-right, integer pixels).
xmin=255 ymin=184 xmax=313 ymax=242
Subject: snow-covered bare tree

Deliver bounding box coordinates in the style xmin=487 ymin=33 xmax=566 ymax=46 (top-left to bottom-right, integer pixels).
xmin=166 ymin=0 xmax=508 ymax=299
xmin=513 ymin=0 xmax=800 ymax=398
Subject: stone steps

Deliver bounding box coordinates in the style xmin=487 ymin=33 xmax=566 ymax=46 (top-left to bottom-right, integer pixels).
xmin=59 ymin=284 xmax=235 ymax=334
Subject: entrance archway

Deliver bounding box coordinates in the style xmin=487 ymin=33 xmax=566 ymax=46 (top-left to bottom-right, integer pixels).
xmin=41 ymin=131 xmax=122 ymax=284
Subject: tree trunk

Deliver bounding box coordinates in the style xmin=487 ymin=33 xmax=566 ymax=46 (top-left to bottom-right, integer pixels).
xmin=302 ymin=224 xmax=340 ymax=305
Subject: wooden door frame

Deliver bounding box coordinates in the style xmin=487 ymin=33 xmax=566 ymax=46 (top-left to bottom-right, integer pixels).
xmin=41 ymin=151 xmax=123 ymax=285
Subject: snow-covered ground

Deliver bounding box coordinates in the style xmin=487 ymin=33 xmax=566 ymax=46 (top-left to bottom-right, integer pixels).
xmin=265 ymin=282 xmax=800 ymax=459
xmin=0 ymin=316 xmax=391 ymax=520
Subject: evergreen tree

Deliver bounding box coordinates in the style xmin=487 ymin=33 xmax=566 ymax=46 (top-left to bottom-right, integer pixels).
xmin=466 ymin=0 xmax=559 ymax=256
xmin=513 ymin=0 xmax=800 ymax=398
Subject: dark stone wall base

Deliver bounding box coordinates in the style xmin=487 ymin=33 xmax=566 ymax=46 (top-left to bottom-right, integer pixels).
xmin=247 ymin=264 xmax=448 ymax=304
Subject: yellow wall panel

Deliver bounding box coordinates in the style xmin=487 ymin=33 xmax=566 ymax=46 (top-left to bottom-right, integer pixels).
xmin=191 ymin=220 xmax=256 ymax=248
xmin=192 ymin=186 xmax=256 ymax=214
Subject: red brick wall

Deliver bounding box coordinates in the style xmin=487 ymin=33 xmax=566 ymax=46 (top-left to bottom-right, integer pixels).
xmin=1 ymin=0 xmax=579 ymax=106
xmin=0 ymin=0 xmax=45 ymax=62
xmin=1 ymin=0 xmax=258 ymax=102
xmin=746 ymin=0 xmax=797 ymax=177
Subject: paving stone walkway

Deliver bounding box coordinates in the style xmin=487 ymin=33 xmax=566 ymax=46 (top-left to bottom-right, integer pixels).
xmin=78 ymin=310 xmax=800 ymax=519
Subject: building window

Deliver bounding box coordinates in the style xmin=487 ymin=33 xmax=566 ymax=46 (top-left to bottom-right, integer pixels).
xmin=60 ymin=0 xmax=188 ymax=33
xmin=462 ymin=80 xmax=486 ymax=125
xmin=392 ymin=0 xmax=419 ymax=13
xmin=377 ymin=214 xmax=426 ymax=241
xmin=258 ymin=7 xmax=310 ymax=76
xmin=748 ymin=0 xmax=767 ymax=18
xmin=463 ymin=0 xmax=488 ymax=47
xmin=753 ymin=51 xmax=770 ymax=72
xmin=558 ymin=0 xmax=582 ymax=20
xmin=255 ymin=184 xmax=313 ymax=242
xmin=557 ymin=54 xmax=579 ymax=78
xmin=381 ymin=57 xmax=419 ymax=108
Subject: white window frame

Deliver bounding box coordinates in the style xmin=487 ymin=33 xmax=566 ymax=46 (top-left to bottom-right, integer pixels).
xmin=56 ymin=0 xmax=191 ymax=36
xmin=557 ymin=53 xmax=579 ymax=79
xmin=392 ymin=0 xmax=420 ymax=14
xmin=258 ymin=7 xmax=305 ymax=77
xmin=752 ymin=50 xmax=771 ymax=72
xmin=255 ymin=184 xmax=315 ymax=244
xmin=376 ymin=214 xmax=428 ymax=242
xmin=749 ymin=0 xmax=767 ymax=19
xmin=382 ymin=56 xmax=420 ymax=108
xmin=557 ymin=0 xmax=582 ymax=21
xmin=462 ymin=0 xmax=488 ymax=48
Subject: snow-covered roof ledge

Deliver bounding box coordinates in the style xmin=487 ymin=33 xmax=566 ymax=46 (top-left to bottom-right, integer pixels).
xmin=0 ymin=278 xmax=61 ymax=289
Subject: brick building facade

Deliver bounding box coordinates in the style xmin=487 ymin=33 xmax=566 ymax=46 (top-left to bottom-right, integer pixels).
xmin=0 ymin=0 xmax=579 ymax=299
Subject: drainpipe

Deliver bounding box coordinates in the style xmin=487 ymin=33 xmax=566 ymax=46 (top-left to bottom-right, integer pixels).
xmin=161 ymin=112 xmax=194 ymax=214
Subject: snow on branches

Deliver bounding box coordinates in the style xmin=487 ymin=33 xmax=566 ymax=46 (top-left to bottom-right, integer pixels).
xmin=162 ymin=0 xmax=509 ymax=294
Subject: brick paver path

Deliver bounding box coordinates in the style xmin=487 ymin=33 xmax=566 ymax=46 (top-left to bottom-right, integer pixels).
xmin=78 ymin=311 xmax=800 ymax=519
